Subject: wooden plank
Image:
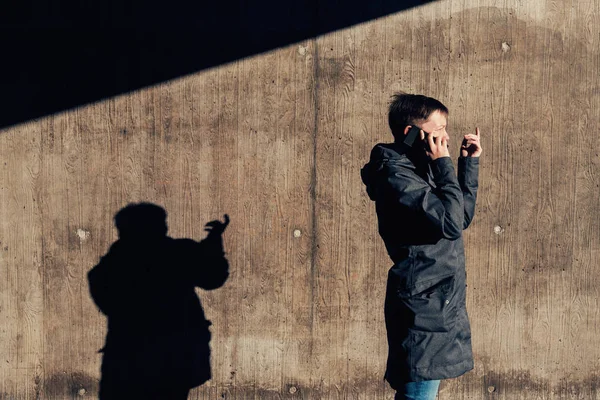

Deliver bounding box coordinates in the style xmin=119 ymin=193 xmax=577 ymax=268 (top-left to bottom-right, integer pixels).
xmin=313 ymin=17 xmax=399 ymax=397
xmin=187 ymin=42 xmax=316 ymax=398
xmin=0 ymin=121 xmax=44 ymax=398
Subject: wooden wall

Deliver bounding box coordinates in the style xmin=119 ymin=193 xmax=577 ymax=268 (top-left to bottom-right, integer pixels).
xmin=1 ymin=1 xmax=599 ymax=398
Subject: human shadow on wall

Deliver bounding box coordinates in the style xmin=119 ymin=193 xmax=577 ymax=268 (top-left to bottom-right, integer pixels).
xmin=0 ymin=0 xmax=437 ymax=129
xmin=87 ymin=203 xmax=230 ymax=400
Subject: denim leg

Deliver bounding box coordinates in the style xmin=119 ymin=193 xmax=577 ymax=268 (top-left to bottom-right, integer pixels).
xmin=395 ymin=380 xmax=441 ymax=400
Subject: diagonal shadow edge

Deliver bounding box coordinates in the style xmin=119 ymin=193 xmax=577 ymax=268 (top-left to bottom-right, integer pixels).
xmin=0 ymin=0 xmax=437 ymax=129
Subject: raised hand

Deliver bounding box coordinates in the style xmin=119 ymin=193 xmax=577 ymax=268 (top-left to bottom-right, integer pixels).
xmin=461 ymin=127 xmax=482 ymax=158
xmin=205 ymin=214 xmax=230 ymax=235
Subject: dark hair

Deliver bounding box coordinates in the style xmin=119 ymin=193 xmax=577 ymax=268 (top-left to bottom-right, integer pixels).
xmin=388 ymin=92 xmax=448 ymax=140
xmin=114 ymin=202 xmax=168 ymax=239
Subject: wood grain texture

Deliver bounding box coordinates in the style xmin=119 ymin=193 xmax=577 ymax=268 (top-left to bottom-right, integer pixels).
xmin=312 ymin=20 xmax=393 ymax=399
xmin=0 ymin=121 xmax=44 ymax=399
xmin=0 ymin=0 xmax=599 ymax=398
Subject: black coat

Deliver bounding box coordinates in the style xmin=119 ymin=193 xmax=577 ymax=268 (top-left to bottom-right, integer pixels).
xmin=361 ymin=142 xmax=479 ymax=387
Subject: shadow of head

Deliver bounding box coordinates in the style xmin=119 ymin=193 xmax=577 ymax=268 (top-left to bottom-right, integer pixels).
xmin=114 ymin=202 xmax=168 ymax=240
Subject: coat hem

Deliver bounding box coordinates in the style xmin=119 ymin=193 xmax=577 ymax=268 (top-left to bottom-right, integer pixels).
xmin=385 ymin=358 xmax=474 ymax=389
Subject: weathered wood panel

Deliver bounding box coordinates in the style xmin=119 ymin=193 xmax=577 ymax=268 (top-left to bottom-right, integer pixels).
xmin=0 ymin=0 xmax=599 ymax=399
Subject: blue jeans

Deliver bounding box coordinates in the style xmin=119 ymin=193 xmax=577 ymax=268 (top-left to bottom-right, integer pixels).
xmin=395 ymin=380 xmax=440 ymax=400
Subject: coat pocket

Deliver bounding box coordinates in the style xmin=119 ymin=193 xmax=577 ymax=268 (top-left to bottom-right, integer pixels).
xmin=398 ymin=275 xmax=456 ymax=333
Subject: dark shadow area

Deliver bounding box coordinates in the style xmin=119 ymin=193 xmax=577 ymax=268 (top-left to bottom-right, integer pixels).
xmin=88 ymin=203 xmax=230 ymax=399
xmin=0 ymin=0 xmax=436 ymax=129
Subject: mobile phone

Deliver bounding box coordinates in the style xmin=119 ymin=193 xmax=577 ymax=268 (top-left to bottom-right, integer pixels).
xmin=404 ymin=125 xmax=432 ymax=152
xmin=403 ymin=125 xmax=423 ymax=148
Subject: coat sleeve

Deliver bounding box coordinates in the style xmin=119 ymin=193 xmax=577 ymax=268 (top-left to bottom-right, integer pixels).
xmin=179 ymin=237 xmax=229 ymax=290
xmin=385 ymin=157 xmax=464 ymax=240
xmin=457 ymin=157 xmax=479 ymax=230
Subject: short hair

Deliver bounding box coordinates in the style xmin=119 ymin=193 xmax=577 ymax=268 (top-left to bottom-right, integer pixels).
xmin=388 ymin=92 xmax=449 ymax=140
xmin=114 ymin=202 xmax=168 ymax=239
